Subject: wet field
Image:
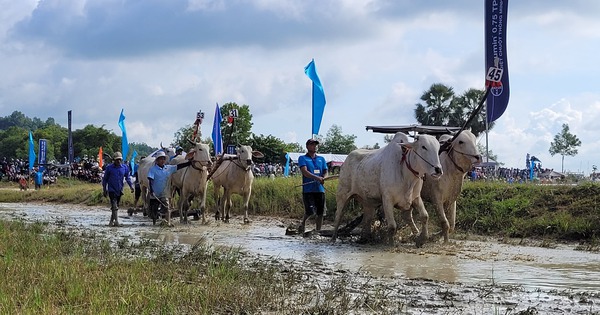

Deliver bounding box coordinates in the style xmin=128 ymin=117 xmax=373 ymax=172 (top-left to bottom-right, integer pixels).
xmin=2 ymin=202 xmax=599 ymax=314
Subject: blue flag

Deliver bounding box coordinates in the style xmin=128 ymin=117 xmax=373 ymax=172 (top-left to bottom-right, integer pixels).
xmin=304 ymin=59 xmax=326 ymax=136
xmin=118 ymin=109 xmax=129 ymax=159
xmin=211 ymin=103 xmax=223 ymax=156
xmin=28 ymin=131 xmax=36 ymax=171
xmin=485 ymin=0 xmax=510 ymax=123
xmin=284 ymin=153 xmax=290 ymax=177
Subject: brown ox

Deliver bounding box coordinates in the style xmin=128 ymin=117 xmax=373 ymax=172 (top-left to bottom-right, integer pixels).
xmin=332 ymin=133 xmax=443 ymax=246
xmin=167 ymin=141 xmax=213 ymax=225
xmin=210 ymin=145 xmax=264 ymax=223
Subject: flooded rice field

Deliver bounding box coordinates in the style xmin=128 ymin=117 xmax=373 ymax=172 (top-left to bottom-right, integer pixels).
xmin=2 ymin=202 xmax=599 ymax=314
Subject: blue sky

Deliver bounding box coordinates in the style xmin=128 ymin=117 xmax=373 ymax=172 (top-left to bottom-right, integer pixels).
xmin=1 ymin=0 xmax=599 ymax=174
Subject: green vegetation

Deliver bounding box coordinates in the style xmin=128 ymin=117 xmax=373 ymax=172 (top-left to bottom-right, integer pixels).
xmin=0 ymin=218 xmax=407 ymax=314
xmin=2 ymin=178 xmax=600 ymax=242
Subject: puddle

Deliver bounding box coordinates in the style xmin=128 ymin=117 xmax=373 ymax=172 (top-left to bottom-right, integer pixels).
xmin=2 ymin=202 xmax=599 ymax=294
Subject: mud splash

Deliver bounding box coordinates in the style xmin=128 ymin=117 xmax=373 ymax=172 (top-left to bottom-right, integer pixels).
xmin=2 ymin=202 xmax=599 ymax=314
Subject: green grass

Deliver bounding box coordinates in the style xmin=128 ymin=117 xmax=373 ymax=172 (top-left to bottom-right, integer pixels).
xmin=0 ymin=220 xmax=415 ymax=314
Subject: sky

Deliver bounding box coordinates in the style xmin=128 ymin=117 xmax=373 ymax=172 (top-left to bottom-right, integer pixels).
xmin=1 ymin=0 xmax=599 ymax=174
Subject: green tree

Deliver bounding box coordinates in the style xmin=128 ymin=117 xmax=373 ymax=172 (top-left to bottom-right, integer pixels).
xmin=220 ymin=102 xmax=253 ymax=147
xmin=0 ymin=110 xmax=52 ymax=131
xmin=0 ymin=126 xmax=28 ymax=160
xmin=286 ymin=142 xmax=305 ymax=153
xmin=35 ymin=124 xmax=68 ymax=162
xmin=72 ymin=125 xmax=120 ymax=161
xmin=414 ymin=84 xmax=492 ymax=137
xmin=549 ymin=123 xmax=581 ymax=173
xmin=318 ymin=124 xmax=357 ymax=154
xmin=249 ymin=134 xmax=286 ymax=164
xmin=449 ymin=88 xmax=493 ymax=137
xmin=414 ymin=83 xmax=455 ymax=126
xmin=172 ymin=124 xmax=195 ymax=150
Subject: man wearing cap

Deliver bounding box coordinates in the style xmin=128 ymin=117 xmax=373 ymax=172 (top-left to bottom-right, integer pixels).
xmin=298 ymin=138 xmax=328 ymax=232
xmin=102 ymin=152 xmax=134 ymax=227
xmin=147 ymin=151 xmax=191 ymax=224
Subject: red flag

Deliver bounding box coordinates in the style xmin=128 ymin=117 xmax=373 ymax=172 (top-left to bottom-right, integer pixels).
xmin=98 ymin=147 xmax=103 ymax=168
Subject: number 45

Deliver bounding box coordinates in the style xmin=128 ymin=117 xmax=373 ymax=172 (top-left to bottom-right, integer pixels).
xmin=486 ymin=67 xmax=503 ymax=82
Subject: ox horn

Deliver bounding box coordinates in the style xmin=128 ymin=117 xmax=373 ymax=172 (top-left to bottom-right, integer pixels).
xmin=187 ymin=139 xmax=196 ymax=146
xmin=160 ymin=142 xmax=166 ymax=150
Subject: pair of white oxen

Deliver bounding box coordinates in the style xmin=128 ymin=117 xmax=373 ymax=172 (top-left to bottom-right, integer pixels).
xmin=331 ymin=130 xmax=480 ymax=247
xmin=137 ymin=142 xmax=263 ymax=226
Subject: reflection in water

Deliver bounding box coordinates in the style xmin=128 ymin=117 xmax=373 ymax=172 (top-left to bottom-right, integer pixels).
xmin=2 ymin=203 xmax=600 ymax=291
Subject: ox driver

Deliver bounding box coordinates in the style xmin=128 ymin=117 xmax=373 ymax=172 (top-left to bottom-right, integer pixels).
xmin=298 ymin=138 xmax=328 ymax=232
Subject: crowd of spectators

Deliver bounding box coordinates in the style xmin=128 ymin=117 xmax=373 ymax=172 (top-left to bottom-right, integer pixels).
xmin=0 ymin=156 xmax=106 ymax=187
xmin=468 ymin=165 xmax=563 ymax=183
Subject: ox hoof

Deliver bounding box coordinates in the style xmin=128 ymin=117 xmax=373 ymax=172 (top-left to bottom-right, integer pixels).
xmin=415 ymin=235 xmax=428 ymax=248
xmin=243 ymin=218 xmax=251 ymax=224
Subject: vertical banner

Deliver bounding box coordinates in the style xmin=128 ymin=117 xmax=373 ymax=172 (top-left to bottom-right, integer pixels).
xmin=118 ymin=109 xmax=129 ymax=160
xmin=211 ymin=103 xmax=223 ymax=156
xmin=98 ymin=147 xmax=103 ymax=169
xmin=485 ymin=0 xmax=510 ymax=123
xmin=38 ymin=139 xmax=47 ymax=172
xmin=304 ymin=59 xmax=326 ymax=136
xmin=67 ymin=110 xmax=73 ymax=163
xmin=28 ymin=131 xmax=36 ymax=171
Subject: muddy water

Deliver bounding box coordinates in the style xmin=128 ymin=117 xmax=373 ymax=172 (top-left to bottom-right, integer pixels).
xmin=2 ymin=202 xmax=599 ymax=294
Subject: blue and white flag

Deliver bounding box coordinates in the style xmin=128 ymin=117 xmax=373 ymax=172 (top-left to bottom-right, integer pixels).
xmin=28 ymin=131 xmax=36 ymax=171
xmin=304 ymin=59 xmax=326 ymax=136
xmin=485 ymin=0 xmax=510 ymax=123
xmin=211 ymin=103 xmax=223 ymax=156
xmin=118 ymin=109 xmax=129 ymax=160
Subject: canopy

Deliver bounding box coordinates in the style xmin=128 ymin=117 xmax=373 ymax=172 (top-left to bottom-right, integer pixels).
xmin=365 ymin=124 xmax=461 ymax=136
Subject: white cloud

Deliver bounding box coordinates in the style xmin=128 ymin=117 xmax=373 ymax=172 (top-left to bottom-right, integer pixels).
xmin=1 ymin=1 xmax=600 ymax=174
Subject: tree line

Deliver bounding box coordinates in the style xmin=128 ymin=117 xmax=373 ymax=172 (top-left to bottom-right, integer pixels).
xmin=1 ymin=83 xmax=581 ymax=168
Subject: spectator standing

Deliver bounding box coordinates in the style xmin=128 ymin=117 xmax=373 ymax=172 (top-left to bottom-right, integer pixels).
xmin=102 ymin=152 xmax=134 ymax=227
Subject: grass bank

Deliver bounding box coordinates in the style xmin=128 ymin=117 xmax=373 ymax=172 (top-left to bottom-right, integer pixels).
xmin=1 ymin=177 xmax=599 ymax=241
xmin=0 ymin=220 xmax=406 ymax=314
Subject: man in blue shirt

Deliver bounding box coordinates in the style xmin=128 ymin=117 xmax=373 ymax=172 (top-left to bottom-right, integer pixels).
xmin=148 ymin=151 xmax=179 ymax=224
xmin=102 ymin=152 xmax=134 ymax=227
xmin=298 ymin=138 xmax=328 ymax=232
xmin=33 ymin=167 xmax=43 ymax=190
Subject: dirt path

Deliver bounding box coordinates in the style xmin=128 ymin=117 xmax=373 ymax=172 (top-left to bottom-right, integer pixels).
xmin=1 ymin=202 xmax=599 ymax=314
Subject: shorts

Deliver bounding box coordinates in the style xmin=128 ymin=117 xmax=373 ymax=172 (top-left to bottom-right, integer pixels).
xmin=302 ymin=192 xmax=325 ymax=216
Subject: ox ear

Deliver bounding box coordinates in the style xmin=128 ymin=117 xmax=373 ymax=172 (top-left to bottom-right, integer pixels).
xmin=184 ymin=150 xmax=195 ymax=160
xmin=252 ymin=150 xmax=264 ymax=159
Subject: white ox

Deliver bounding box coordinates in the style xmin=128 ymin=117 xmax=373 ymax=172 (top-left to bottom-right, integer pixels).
xmin=332 ymin=133 xmax=443 ymax=246
xmin=166 ymin=142 xmax=213 ymax=225
xmin=137 ymin=145 xmax=177 ymax=216
xmin=419 ymin=130 xmax=480 ymax=243
xmin=210 ymin=145 xmax=264 ymax=223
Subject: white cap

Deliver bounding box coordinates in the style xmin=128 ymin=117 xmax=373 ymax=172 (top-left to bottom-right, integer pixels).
xmin=155 ymin=151 xmax=167 ymax=158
